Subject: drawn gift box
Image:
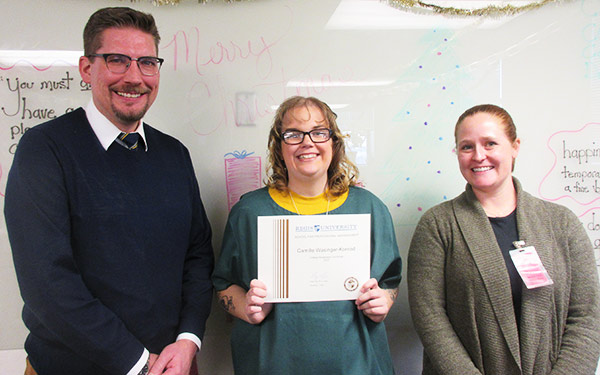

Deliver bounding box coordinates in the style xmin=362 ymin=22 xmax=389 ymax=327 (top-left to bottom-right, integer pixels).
xmin=224 ymin=150 xmax=262 ymax=211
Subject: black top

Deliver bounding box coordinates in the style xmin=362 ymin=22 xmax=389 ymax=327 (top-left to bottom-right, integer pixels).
xmin=489 ymin=209 xmax=522 ymax=326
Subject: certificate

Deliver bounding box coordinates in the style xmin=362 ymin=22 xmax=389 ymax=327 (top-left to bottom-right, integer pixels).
xmin=257 ymin=214 xmax=370 ymax=303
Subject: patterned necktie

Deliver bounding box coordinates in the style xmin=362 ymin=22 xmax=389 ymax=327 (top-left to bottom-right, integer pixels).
xmin=116 ymin=132 xmax=142 ymax=151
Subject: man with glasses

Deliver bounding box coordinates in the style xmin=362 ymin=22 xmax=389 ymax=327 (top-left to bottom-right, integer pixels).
xmin=4 ymin=7 xmax=213 ymax=375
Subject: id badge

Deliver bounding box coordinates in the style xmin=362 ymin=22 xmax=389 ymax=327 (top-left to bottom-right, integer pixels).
xmin=509 ymin=246 xmax=553 ymax=289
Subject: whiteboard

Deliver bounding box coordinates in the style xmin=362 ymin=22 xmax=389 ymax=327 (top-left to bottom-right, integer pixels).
xmin=1 ymin=0 xmax=599 ymax=373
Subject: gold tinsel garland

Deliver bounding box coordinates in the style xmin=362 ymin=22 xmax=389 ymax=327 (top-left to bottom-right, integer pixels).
xmin=133 ymin=0 xmax=571 ymax=18
xmin=386 ymin=0 xmax=571 ymax=17
xmin=142 ymin=0 xmax=247 ymax=5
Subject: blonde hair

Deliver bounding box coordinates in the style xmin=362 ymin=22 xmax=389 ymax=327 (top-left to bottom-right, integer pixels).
xmin=265 ymin=96 xmax=359 ymax=196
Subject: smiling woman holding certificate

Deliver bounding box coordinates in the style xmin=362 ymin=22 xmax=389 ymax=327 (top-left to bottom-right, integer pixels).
xmin=212 ymin=96 xmax=402 ymax=375
xmin=407 ymin=104 xmax=600 ymax=374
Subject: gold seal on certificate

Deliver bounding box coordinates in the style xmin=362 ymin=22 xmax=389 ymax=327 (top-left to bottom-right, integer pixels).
xmin=344 ymin=277 xmax=359 ymax=291
xmin=257 ymin=214 xmax=371 ymax=302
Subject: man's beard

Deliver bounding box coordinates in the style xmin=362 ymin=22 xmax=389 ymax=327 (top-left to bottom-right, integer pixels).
xmin=112 ymin=103 xmax=149 ymax=124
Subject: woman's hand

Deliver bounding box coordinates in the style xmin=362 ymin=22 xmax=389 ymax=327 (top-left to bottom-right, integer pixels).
xmin=217 ymin=281 xmax=273 ymax=325
xmin=245 ymin=279 xmax=274 ymax=324
xmin=355 ymin=278 xmax=397 ymax=323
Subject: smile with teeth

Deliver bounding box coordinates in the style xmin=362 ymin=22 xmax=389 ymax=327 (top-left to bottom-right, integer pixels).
xmin=298 ymin=153 xmax=318 ymax=160
xmin=116 ymin=91 xmax=142 ymax=98
xmin=472 ymin=166 xmax=493 ymax=172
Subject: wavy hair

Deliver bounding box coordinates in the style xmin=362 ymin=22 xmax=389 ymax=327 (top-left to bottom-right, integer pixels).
xmin=266 ymin=96 xmax=359 ymax=197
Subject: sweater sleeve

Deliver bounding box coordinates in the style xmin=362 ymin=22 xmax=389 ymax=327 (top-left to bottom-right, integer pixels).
xmin=176 ymin=146 xmax=214 ymax=340
xmin=212 ymin=201 xmax=255 ymax=293
xmin=212 ymin=218 xmax=240 ymax=292
xmin=549 ymin=209 xmax=600 ymax=374
xmin=407 ymin=208 xmax=482 ymax=375
xmin=5 ymin=127 xmax=144 ymax=374
xmin=370 ymin=195 xmax=402 ymax=289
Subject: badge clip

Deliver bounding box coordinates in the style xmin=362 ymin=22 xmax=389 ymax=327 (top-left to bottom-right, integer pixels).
xmin=512 ymin=240 xmax=526 ymax=249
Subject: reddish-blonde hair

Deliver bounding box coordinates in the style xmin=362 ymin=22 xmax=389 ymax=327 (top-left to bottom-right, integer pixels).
xmin=455 ymin=104 xmax=519 ymax=170
xmin=455 ymin=104 xmax=517 ymax=144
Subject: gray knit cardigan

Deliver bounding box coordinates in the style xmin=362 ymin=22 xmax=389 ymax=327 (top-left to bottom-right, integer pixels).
xmin=408 ymin=178 xmax=600 ymax=375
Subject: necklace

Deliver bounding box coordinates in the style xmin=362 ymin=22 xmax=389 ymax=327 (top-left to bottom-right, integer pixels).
xmin=289 ymin=191 xmax=330 ymax=215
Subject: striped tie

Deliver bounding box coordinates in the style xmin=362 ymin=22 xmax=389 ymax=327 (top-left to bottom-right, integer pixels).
xmin=116 ymin=132 xmax=142 ymax=150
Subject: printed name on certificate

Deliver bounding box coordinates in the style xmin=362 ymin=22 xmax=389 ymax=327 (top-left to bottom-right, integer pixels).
xmin=257 ymin=214 xmax=371 ymax=303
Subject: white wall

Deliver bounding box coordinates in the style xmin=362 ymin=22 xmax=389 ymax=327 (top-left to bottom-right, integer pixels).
xmin=1 ymin=1 xmax=599 ymax=373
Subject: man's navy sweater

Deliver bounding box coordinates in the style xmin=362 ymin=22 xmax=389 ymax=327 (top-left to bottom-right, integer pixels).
xmin=5 ymin=108 xmax=214 ymax=374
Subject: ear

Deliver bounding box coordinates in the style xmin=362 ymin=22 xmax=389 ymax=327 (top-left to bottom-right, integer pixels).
xmin=79 ymin=55 xmax=92 ymax=84
xmin=512 ymin=138 xmax=521 ymax=158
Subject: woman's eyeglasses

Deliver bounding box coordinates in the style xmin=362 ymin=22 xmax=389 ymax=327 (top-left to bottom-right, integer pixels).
xmin=281 ymin=128 xmax=333 ymax=145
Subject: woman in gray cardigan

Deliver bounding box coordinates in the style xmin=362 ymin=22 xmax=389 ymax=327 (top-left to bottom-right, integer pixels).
xmin=408 ymin=104 xmax=600 ymax=375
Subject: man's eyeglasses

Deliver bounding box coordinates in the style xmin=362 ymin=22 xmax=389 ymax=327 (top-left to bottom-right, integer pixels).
xmin=281 ymin=128 xmax=333 ymax=145
xmin=87 ymin=53 xmax=164 ymax=76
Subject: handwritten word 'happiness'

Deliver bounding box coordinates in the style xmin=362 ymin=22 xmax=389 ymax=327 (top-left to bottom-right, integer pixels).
xmin=562 ymin=140 xmax=600 ymax=164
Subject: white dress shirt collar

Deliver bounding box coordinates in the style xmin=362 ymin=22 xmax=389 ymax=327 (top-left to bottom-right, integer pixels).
xmin=84 ymin=100 xmax=148 ymax=151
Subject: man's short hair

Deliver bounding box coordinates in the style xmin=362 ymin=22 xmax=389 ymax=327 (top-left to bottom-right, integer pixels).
xmin=83 ymin=7 xmax=161 ymax=56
